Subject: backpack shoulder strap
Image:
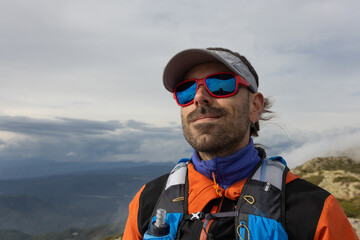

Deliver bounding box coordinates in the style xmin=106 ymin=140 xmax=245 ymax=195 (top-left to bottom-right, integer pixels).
xmin=146 ymin=159 xmax=190 ymax=239
xmin=235 ymin=157 xmax=289 ymax=239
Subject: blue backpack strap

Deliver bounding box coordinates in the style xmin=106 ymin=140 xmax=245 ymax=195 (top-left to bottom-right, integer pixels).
xmin=177 ymin=158 xmax=190 ymax=164
xmin=270 ymin=156 xmax=287 ymax=167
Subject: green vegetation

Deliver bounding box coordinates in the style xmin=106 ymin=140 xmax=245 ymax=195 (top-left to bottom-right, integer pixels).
xmin=338 ymin=163 xmax=360 ymax=174
xmin=337 ymin=197 xmax=360 ymax=218
xmin=103 ymin=233 xmax=123 ymax=240
xmin=303 ymin=175 xmax=324 ymax=185
xmin=334 ymin=176 xmax=360 ymax=183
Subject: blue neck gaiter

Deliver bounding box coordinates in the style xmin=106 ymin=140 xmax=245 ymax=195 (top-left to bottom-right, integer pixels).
xmin=191 ymin=138 xmax=261 ymax=190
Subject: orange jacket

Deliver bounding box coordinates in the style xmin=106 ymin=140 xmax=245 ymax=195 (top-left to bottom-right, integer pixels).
xmin=123 ymin=163 xmax=358 ymax=240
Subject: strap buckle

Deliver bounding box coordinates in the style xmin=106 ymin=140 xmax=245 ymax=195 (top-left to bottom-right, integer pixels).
xmin=190 ymin=212 xmax=204 ymax=220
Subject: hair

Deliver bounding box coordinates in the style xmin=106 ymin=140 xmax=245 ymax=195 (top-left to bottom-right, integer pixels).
xmin=207 ymin=47 xmax=273 ymax=137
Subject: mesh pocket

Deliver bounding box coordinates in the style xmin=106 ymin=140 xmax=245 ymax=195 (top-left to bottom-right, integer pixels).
xmin=252 ymin=159 xmax=285 ymax=190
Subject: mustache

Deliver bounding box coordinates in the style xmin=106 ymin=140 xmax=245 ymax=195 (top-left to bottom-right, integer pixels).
xmin=186 ymin=106 xmax=228 ymax=123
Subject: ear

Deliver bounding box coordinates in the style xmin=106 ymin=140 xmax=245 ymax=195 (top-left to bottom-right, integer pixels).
xmin=249 ymin=92 xmax=264 ymax=123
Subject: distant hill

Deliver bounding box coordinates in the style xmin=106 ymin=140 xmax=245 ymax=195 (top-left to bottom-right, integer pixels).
xmin=0 ymin=160 xmax=171 ymax=180
xmin=0 ymin=162 xmax=173 ymax=236
xmin=293 ymin=156 xmax=360 ymax=204
xmin=0 ymin=229 xmax=33 ymax=240
xmin=0 ymin=225 xmax=120 ymax=240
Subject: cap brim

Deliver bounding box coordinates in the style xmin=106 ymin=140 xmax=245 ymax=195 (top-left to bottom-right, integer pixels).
xmin=163 ymin=49 xmax=228 ymax=92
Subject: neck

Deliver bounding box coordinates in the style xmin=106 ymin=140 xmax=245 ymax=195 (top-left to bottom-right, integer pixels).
xmin=198 ymin=136 xmax=250 ymax=161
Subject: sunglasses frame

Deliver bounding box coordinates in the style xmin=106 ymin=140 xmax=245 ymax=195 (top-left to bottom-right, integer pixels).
xmin=173 ymin=72 xmax=250 ymax=107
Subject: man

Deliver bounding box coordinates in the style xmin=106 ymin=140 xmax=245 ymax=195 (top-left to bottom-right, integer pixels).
xmin=123 ymin=48 xmax=358 ymax=239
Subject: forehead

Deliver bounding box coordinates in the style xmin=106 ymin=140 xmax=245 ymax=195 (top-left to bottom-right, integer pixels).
xmin=184 ymin=62 xmax=232 ymax=80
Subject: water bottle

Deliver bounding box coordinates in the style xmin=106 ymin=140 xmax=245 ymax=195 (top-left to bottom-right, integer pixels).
xmin=143 ymin=209 xmax=174 ymax=240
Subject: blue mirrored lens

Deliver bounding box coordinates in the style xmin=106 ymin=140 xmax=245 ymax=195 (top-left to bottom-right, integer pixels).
xmin=175 ymin=81 xmax=197 ymax=105
xmin=206 ymin=74 xmax=236 ymax=96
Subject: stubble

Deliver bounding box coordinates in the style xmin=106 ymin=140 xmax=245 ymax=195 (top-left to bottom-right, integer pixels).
xmin=181 ymin=99 xmax=250 ymax=157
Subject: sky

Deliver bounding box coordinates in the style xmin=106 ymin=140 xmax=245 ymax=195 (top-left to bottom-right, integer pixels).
xmin=0 ymin=0 xmax=359 ymax=169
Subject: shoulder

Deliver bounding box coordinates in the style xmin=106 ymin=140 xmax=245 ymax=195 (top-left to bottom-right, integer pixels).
xmin=137 ymin=173 xmax=169 ymax=235
xmin=123 ymin=174 xmax=170 ymax=239
xmin=139 ymin=174 xmax=170 ymax=210
xmin=286 ymin=177 xmax=330 ymax=201
xmin=141 ymin=173 xmax=169 ymax=198
xmin=285 ymin=178 xmax=358 ymax=239
xmin=285 ymin=178 xmax=331 ymax=239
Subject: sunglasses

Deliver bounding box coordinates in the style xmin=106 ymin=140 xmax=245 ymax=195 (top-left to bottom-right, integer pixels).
xmin=173 ymin=72 xmax=250 ymax=106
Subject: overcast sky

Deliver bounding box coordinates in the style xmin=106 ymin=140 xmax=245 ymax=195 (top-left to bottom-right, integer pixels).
xmin=0 ymin=0 xmax=359 ymax=168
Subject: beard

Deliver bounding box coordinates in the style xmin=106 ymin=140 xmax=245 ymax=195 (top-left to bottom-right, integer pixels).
xmin=181 ymin=98 xmax=250 ymax=156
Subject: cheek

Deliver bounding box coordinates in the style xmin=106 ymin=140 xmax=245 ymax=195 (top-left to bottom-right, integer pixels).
xmin=180 ymin=108 xmax=189 ymax=123
xmin=180 ymin=105 xmax=193 ymax=118
xmin=230 ymin=101 xmax=250 ymax=120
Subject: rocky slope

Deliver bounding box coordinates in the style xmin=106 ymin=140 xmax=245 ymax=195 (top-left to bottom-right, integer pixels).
xmin=293 ymin=156 xmax=360 ymax=236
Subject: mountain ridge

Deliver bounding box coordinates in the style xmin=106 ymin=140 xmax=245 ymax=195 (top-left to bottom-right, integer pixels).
xmin=292 ymin=156 xmax=360 ymax=237
xmin=292 ymin=156 xmax=360 ymax=201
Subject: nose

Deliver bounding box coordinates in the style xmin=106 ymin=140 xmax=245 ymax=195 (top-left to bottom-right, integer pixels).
xmin=193 ymin=85 xmax=213 ymax=107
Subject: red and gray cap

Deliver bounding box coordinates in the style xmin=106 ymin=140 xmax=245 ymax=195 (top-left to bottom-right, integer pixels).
xmin=163 ymin=48 xmax=258 ymax=93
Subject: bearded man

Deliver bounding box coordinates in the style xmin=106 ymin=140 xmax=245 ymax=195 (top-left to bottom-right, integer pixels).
xmin=123 ymin=48 xmax=358 ymax=240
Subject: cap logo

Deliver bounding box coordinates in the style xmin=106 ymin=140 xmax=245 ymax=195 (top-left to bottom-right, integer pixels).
xmin=211 ymin=50 xmax=258 ymax=92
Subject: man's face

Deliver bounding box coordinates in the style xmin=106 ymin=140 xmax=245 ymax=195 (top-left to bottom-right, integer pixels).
xmin=180 ymin=62 xmax=253 ymax=160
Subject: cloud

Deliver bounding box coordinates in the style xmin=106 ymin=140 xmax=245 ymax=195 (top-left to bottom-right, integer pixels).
xmin=0 ymin=116 xmax=122 ymax=137
xmin=0 ymin=0 xmax=359 ymax=131
xmin=0 ymin=115 xmax=190 ymax=163
xmin=0 ymin=0 xmax=359 ymax=168
xmin=257 ymin=125 xmax=360 ymax=169
xmin=1 ymin=114 xmax=358 ymax=169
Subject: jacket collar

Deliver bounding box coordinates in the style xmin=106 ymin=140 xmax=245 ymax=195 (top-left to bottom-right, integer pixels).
xmin=191 ymin=138 xmax=261 ymax=189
